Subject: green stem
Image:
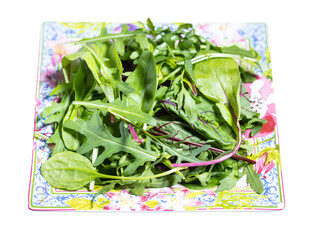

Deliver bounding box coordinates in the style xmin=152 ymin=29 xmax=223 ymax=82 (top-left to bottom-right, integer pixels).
xmin=206 ymin=163 xmax=215 ymax=182
xmin=159 ymin=67 xmax=182 ymax=84
xmin=62 ymin=68 xmax=69 ymax=83
xmin=97 ymin=166 xmax=186 ymax=181
xmin=177 ymin=53 xmax=258 ymax=66
xmin=34 ymin=132 xmax=49 ymax=140
xmin=252 ymin=136 xmax=275 ymax=146
xmin=163 ymin=159 xmax=185 ymax=180
xmin=69 ymin=32 xmax=147 ymax=45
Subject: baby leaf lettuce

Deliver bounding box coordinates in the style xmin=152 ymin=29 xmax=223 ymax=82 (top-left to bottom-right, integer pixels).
xmin=40 ymin=19 xmax=266 ymax=196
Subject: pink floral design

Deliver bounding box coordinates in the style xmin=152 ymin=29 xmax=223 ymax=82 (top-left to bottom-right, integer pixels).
xmin=202 ymin=189 xmax=216 ymax=197
xmin=244 ymin=76 xmax=277 ymax=138
xmin=96 ymin=187 xmax=215 ymax=211
xmin=255 ymin=152 xmax=275 ymax=179
xmin=197 ymin=23 xmax=246 ymax=46
xmin=160 ymin=188 xmax=205 ymax=211
xmin=41 ymin=37 xmax=81 ymax=88
xmin=33 ymin=141 xmax=37 ymax=150
xmin=103 ymin=189 xmax=160 ymax=211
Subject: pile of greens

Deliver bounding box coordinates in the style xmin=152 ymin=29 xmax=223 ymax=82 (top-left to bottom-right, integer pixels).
xmin=40 ymin=19 xmax=266 ymax=196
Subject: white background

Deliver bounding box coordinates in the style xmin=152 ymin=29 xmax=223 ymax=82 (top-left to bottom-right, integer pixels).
xmin=1 ymin=0 xmax=312 ymax=239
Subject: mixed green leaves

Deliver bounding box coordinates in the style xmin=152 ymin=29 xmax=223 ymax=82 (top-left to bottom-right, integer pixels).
xmin=40 ymin=19 xmax=266 ymax=196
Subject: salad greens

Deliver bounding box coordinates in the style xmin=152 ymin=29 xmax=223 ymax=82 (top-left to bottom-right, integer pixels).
xmin=40 ymin=19 xmax=265 ymax=196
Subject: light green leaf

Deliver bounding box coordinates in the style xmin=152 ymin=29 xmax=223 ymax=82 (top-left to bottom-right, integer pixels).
xmin=41 ymin=151 xmax=101 ymax=190
xmin=216 ymin=172 xmax=238 ymax=192
xmin=195 ymin=58 xmax=241 ymax=117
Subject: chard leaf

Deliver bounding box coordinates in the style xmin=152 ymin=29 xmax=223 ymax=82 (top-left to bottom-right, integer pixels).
xmin=63 ymin=112 xmax=157 ymax=167
xmin=133 ymin=123 xmax=210 ymax=164
xmin=195 ymin=58 xmax=241 ymax=119
xmin=159 ymin=92 xmax=236 ymax=149
xmin=172 ymin=58 xmax=243 ymax=167
xmin=41 ymin=151 xmax=102 ymax=190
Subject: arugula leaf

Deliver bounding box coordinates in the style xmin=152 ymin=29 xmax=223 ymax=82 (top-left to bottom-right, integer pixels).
xmin=244 ymin=164 xmax=264 ymax=194
xmin=63 ymin=112 xmax=157 ymax=167
xmin=216 ymin=171 xmax=238 ymax=192
xmin=41 ymin=93 xmax=71 ymax=154
xmin=131 ymin=162 xmax=153 ymax=195
xmin=73 ymin=100 xmax=156 ymax=125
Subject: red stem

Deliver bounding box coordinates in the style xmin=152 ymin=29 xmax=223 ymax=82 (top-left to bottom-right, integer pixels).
xmin=150 ymin=127 xmax=255 ymax=164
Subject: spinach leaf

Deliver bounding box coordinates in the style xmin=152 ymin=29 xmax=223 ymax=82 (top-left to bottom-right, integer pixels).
xmin=41 ymin=151 xmax=102 ymax=190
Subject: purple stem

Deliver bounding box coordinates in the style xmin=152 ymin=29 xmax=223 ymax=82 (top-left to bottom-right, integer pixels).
xmin=150 ymin=127 xmax=255 ymax=164
xmin=128 ymin=124 xmax=144 ymax=143
xmin=190 ymin=82 xmax=198 ymax=96
xmin=171 ymin=123 xmax=243 ymax=167
xmin=172 ymin=67 xmax=245 ymax=167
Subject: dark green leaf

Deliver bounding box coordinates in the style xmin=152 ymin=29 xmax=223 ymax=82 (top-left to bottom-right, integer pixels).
xmin=244 ymin=164 xmax=264 ymax=194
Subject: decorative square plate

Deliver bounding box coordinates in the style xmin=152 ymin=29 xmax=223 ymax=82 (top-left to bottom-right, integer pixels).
xmin=28 ymin=22 xmax=285 ymax=211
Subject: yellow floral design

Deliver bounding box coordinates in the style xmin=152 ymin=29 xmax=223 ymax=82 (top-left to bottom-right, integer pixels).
xmin=209 ymin=190 xmax=267 ymax=210
xmin=66 ymin=198 xmax=110 ymax=210
xmin=61 ymin=22 xmax=106 ymax=34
